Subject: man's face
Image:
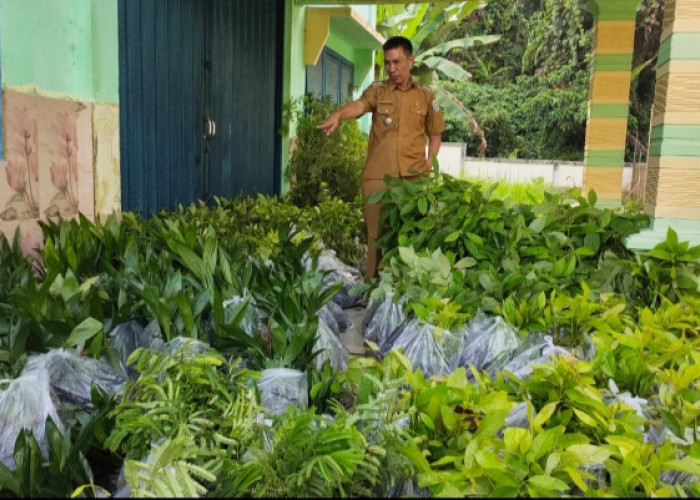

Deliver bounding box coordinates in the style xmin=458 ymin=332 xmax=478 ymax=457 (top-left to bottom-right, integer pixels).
xmin=384 ymin=47 xmax=414 ymax=86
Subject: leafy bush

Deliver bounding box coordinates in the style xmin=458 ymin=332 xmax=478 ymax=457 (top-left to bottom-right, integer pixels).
xmin=373 ymin=173 xmax=652 ymax=332
xmin=442 ymin=71 xmax=588 ymax=160
xmin=283 ymin=96 xmax=367 ymax=207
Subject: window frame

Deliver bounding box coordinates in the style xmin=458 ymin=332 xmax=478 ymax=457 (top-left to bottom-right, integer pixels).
xmin=305 ymin=47 xmax=355 ymax=105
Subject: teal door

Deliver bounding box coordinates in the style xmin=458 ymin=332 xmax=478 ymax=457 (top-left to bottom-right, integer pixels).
xmin=119 ymin=0 xmax=283 ymax=216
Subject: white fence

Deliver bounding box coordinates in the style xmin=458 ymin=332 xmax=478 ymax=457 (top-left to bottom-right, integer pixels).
xmin=435 ymin=142 xmax=634 ymax=191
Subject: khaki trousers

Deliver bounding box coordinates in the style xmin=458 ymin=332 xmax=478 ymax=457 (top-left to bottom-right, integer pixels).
xmin=362 ymin=174 xmax=423 ymax=280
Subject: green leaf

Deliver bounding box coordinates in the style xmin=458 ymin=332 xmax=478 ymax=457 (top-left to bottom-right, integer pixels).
xmin=474 ymin=409 xmax=509 ymax=439
xmin=663 ymin=457 xmax=700 ymax=478
xmin=454 ymin=256 xmax=477 ymax=269
xmin=65 ymin=317 xmax=104 ymax=350
xmin=527 ymin=474 xmax=569 ymax=491
xmin=583 ymin=232 xmax=600 ymax=254
xmin=529 ymin=216 xmax=547 ymax=234
xmin=418 ymin=197 xmax=428 ymax=215
xmin=421 ymin=55 xmax=473 ymax=81
xmin=660 ymin=410 xmax=683 ymax=439
xmin=567 ymin=444 xmax=611 ymax=466
xmin=587 ymin=189 xmax=597 ymax=207
xmin=0 ymin=461 xmax=20 ymax=496
xmin=444 ymin=231 xmax=461 ymax=243
xmin=504 ymin=427 xmax=530 ymax=453
xmin=529 ymin=427 xmax=564 ymax=462
xmin=572 ymin=408 xmax=598 ymax=428
xmin=419 ymin=412 xmax=435 ymax=431
xmin=478 ymin=272 xmax=496 ymax=292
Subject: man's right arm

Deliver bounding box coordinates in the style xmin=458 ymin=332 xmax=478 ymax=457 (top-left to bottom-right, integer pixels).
xmin=317 ymin=100 xmax=367 ymax=136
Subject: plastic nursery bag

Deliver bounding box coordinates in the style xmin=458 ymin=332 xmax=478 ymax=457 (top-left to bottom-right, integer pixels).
xmin=108 ymin=319 xmax=164 ymax=379
xmin=363 ymin=290 xmax=407 ymax=351
xmin=317 ymin=300 xmax=351 ymax=336
xmin=313 ymin=318 xmax=349 ymax=372
xmin=22 ymin=348 xmax=126 ymax=409
xmin=505 ymin=402 xmax=529 ymax=429
xmin=605 ymin=379 xmax=648 ymax=419
xmin=491 ymin=333 xmax=574 ymax=379
xmin=160 ymin=336 xmax=211 ymax=360
xmin=604 ymin=379 xmax=668 ymax=445
xmin=496 ymin=402 xmax=529 ymax=439
xmin=111 ymin=436 xmax=167 ymax=498
xmin=222 ymin=293 xmax=267 ymax=336
xmin=0 ymin=369 xmax=64 ymax=470
xmin=382 ymin=317 xmax=465 ymax=379
xmin=315 ymin=248 xmax=364 ymax=309
xmin=459 ymin=310 xmax=523 ymax=374
xmin=257 ymin=368 xmax=308 ymax=416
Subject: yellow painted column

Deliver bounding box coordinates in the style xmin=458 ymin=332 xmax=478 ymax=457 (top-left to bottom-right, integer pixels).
xmin=583 ymin=0 xmax=640 ymax=200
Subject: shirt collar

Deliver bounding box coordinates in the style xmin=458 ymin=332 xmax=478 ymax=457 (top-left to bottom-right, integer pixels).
xmin=385 ymin=77 xmax=416 ymax=91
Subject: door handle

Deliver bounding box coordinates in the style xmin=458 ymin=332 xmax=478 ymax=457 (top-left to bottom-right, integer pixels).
xmin=203 ymin=117 xmax=216 ymax=138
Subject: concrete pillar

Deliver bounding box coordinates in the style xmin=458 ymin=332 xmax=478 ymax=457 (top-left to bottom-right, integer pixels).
xmin=582 ymin=0 xmax=640 ymax=201
xmin=627 ymin=0 xmax=700 ymax=248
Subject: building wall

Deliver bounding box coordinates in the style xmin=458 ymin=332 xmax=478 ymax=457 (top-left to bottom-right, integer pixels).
xmin=281 ymin=2 xmax=379 ymax=192
xmin=0 ymin=0 xmax=120 ymax=256
xmin=0 ymin=0 xmax=381 ymax=252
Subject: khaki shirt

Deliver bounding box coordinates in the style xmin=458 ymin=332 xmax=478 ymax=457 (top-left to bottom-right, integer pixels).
xmin=358 ymin=79 xmax=446 ymax=180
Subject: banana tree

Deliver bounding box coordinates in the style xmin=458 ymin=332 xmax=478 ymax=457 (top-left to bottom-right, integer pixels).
xmin=376 ymin=1 xmax=500 ymax=154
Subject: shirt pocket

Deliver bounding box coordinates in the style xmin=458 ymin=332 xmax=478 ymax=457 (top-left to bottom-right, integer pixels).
xmin=376 ymin=103 xmax=396 ymax=127
xmin=411 ymin=101 xmax=428 ymax=116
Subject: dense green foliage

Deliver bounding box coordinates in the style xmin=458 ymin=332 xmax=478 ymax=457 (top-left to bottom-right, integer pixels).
xmin=283 ymin=96 xmax=367 ymax=208
xmin=442 ymin=73 xmax=589 ymax=159
xmin=438 ymin=0 xmax=664 ymax=161
xmin=1 ymin=176 xmax=700 ymax=497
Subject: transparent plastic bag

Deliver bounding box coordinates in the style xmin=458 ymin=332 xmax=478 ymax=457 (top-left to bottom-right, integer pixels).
xmin=491 ymin=333 xmax=573 ymax=379
xmin=505 ymin=402 xmax=529 ymax=429
xmin=108 ymin=320 xmax=164 ymax=379
xmin=222 ymin=293 xmax=267 ymax=336
xmin=22 ymin=348 xmax=126 ymax=409
xmin=313 ymin=318 xmax=349 ymax=372
xmin=606 ymin=379 xmax=648 ymax=418
xmin=317 ymin=301 xmax=351 ymax=336
xmin=605 ymin=379 xmax=666 ymax=444
xmin=0 ymin=369 xmax=64 ymax=469
xmin=382 ymin=318 xmax=464 ymax=378
xmin=363 ymin=291 xmax=407 ymax=350
xmin=660 ymin=469 xmax=697 ymax=486
xmin=496 ymin=402 xmax=529 ymax=439
xmin=257 ymin=368 xmax=308 ymax=416
xmin=160 ymin=337 xmax=210 ymax=360
xmin=459 ymin=310 xmax=523 ymax=374
xmin=583 ymin=464 xmax=608 ymax=490
xmin=315 ymin=249 xmax=364 ymax=309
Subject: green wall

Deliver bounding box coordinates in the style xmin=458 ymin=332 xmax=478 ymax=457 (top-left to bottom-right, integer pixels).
xmin=281 ymin=2 xmax=378 ymax=194
xmin=0 ymin=0 xmax=118 ymax=102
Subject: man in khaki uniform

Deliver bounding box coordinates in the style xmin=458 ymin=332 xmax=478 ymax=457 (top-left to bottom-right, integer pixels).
xmin=317 ymin=36 xmax=446 ymax=280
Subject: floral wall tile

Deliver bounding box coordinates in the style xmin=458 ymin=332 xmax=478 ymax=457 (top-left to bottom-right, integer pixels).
xmin=0 ymin=90 xmax=94 ymax=255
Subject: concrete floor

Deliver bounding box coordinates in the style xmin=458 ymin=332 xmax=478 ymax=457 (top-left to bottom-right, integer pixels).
xmin=337 ymin=305 xmax=367 ymax=355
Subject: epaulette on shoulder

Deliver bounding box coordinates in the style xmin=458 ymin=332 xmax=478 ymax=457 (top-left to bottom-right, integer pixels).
xmin=371 ymin=81 xmax=386 ymax=87
xmin=417 ymin=82 xmax=433 ymax=92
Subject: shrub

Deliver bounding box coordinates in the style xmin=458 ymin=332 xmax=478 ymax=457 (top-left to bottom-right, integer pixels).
xmin=283 ymin=96 xmax=367 ymax=208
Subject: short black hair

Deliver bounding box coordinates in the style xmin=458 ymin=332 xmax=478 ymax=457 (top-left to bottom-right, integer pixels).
xmin=383 ymin=36 xmax=413 ymax=56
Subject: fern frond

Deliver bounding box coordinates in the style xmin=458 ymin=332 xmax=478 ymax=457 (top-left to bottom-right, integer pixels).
xmin=124 ymin=433 xmax=217 ymax=497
